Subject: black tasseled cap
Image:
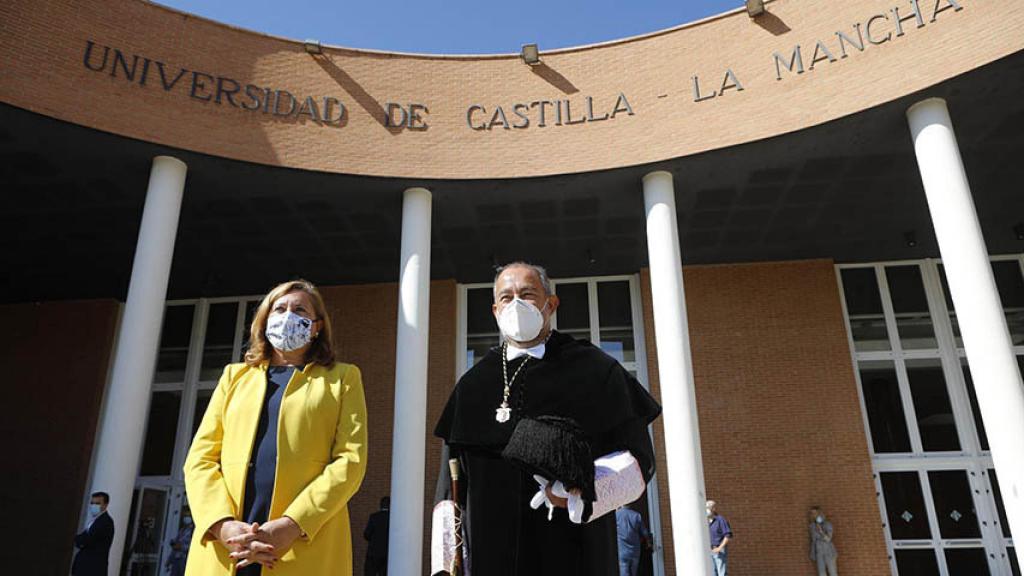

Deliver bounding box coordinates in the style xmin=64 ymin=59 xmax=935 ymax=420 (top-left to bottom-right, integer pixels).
xmin=501 ymin=415 xmax=596 ymax=502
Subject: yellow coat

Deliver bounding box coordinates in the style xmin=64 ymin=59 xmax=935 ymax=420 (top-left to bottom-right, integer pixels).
xmin=183 ymin=361 xmax=367 ymax=576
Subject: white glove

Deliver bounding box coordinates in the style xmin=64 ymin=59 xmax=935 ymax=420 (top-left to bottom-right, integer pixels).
xmin=549 ymin=481 xmax=585 ymax=524
xmin=530 ymin=475 xmax=556 ymax=520
xmin=530 ymin=475 xmax=586 ymax=524
xmin=528 ymin=452 xmax=645 ymax=525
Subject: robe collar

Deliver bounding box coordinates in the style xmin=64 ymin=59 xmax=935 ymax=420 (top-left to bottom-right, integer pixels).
xmin=505 ymin=341 xmax=546 ymax=360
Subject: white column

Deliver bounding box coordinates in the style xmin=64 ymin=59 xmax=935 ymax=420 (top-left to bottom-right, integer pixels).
xmin=642 ymin=171 xmax=712 ymax=575
xmin=89 ymin=156 xmax=187 ymax=576
xmin=388 ymin=187 xmax=432 ymax=576
xmin=908 ymin=98 xmax=1024 ymax=564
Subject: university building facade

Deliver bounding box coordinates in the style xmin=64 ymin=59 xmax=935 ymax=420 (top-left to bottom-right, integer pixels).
xmin=2 ymin=0 xmax=1023 ymax=574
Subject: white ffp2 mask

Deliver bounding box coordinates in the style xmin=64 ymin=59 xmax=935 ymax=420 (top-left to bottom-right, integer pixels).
xmin=497 ymin=298 xmax=547 ymax=343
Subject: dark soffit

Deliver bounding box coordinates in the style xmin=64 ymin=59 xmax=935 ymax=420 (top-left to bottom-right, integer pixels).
xmin=1 ymin=50 xmax=1022 ymax=303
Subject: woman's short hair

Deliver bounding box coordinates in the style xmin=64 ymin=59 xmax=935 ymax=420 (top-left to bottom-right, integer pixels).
xmin=244 ymin=279 xmax=335 ymax=367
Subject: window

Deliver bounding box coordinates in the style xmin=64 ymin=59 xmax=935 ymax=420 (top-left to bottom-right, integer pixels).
xmin=859 ymin=361 xmax=911 ymax=454
xmin=881 ymin=471 xmax=931 ymax=540
xmin=886 ymin=265 xmax=937 ymax=350
xmin=138 ymin=391 xmax=182 ymax=476
xmin=840 ymin=268 xmax=891 ymax=352
xmin=140 ymin=297 xmax=261 ymax=481
xmin=154 ymin=305 xmax=194 ymax=383
xmin=839 ymin=256 xmax=1023 ymax=576
xmin=132 ymin=296 xmax=261 ymax=576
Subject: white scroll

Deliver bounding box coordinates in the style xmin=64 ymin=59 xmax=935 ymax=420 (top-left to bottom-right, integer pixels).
xmin=588 ymin=450 xmax=646 ymax=522
xmin=430 ymin=500 xmax=468 ymax=575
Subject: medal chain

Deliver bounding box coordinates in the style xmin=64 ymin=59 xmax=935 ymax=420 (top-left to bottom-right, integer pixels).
xmin=500 ymin=341 xmax=530 ymax=411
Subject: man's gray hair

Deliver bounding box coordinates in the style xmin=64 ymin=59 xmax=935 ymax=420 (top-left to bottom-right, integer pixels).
xmin=493 ymin=261 xmax=553 ymax=296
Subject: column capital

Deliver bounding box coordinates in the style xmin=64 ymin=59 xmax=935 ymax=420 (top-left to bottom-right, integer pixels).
xmin=642 ymin=170 xmax=673 ymax=185
xmin=153 ymin=155 xmax=187 ymax=171
xmin=906 ymin=97 xmax=957 ymax=141
xmin=906 ymin=96 xmax=948 ymax=118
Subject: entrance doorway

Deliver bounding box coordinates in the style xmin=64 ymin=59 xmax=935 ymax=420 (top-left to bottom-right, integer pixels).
xmin=838 ymin=256 xmax=1022 ymax=576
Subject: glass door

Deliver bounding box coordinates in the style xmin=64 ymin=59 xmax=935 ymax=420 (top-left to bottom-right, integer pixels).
xmin=929 ymin=468 xmax=988 ymax=575
xmin=839 ymin=256 xmax=1024 ymax=576
xmin=159 ymin=488 xmax=193 ymax=576
xmin=122 ymin=486 xmax=170 ymax=576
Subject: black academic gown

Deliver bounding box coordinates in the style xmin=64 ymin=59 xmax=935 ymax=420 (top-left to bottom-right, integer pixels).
xmin=434 ymin=331 xmax=662 ymax=576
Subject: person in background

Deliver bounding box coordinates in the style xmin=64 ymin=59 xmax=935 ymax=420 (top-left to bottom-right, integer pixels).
xmin=166 ymin=507 xmax=195 ymax=576
xmin=72 ymin=491 xmax=115 ymax=576
xmin=183 ymin=279 xmax=368 ymax=576
xmin=808 ymin=506 xmax=838 ymax=576
xmin=706 ymin=500 xmax=732 ymax=576
xmin=615 ymin=504 xmax=651 ymax=576
xmin=363 ymin=496 xmax=390 ymax=576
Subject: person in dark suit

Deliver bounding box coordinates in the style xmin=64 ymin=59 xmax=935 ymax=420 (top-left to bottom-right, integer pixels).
xmin=72 ymin=491 xmax=115 ymax=576
xmin=363 ymin=497 xmax=390 ymax=576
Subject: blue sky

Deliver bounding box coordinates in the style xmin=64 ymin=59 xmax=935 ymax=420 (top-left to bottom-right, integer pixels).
xmin=156 ymin=0 xmax=741 ymax=54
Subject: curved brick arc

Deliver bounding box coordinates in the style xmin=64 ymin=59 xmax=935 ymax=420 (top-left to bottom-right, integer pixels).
xmin=0 ymin=0 xmax=1020 ymax=179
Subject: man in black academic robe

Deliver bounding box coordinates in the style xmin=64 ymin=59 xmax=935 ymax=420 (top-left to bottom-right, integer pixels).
xmin=434 ymin=262 xmax=661 ymax=576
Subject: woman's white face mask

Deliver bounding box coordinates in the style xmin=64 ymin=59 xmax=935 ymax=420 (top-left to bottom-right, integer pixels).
xmin=497 ymin=297 xmax=548 ymax=343
xmin=266 ymin=310 xmax=314 ymax=352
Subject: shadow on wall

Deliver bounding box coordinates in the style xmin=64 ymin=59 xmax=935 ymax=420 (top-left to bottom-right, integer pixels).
xmin=531 ymin=63 xmax=580 ymax=94
xmin=314 ymin=54 xmax=405 ymax=135
xmin=753 ymin=11 xmax=791 ymax=36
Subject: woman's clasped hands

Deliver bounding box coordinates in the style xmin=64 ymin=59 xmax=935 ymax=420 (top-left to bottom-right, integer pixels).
xmin=214 ymin=517 xmax=304 ymax=570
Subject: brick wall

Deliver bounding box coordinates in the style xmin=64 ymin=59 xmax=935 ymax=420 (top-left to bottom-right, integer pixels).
xmin=0 ymin=300 xmax=121 ymax=574
xmin=641 ymin=260 xmax=890 ymax=575
xmin=0 ymin=0 xmax=1019 ymax=179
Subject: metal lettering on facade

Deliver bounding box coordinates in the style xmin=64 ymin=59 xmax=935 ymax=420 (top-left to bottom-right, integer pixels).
xmin=82 ymin=41 xmax=347 ymax=126
xmin=465 ymin=94 xmax=633 ymax=131
xmin=78 ymin=0 xmax=965 ymax=132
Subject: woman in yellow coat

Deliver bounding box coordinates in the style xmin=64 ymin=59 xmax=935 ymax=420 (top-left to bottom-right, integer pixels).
xmin=184 ymin=279 xmax=367 ymax=576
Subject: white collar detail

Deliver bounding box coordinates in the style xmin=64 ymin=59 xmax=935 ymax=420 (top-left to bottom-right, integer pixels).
xmin=506 ymin=342 xmax=546 ymax=360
